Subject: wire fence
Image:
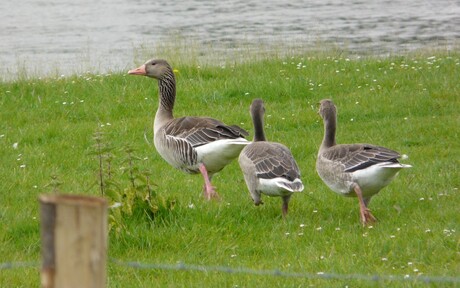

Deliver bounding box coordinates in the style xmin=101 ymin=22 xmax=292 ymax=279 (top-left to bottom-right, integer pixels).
xmin=2 ymin=259 xmax=459 ymax=285
xmin=0 ymin=262 xmax=38 ymax=270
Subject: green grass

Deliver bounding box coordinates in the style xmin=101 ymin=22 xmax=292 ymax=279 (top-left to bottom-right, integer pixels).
xmin=1 ymin=48 xmax=459 ymax=287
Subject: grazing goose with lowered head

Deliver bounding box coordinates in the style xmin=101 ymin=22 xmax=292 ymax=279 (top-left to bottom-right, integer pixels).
xmin=128 ymin=59 xmax=249 ymax=200
xmin=239 ymin=99 xmax=304 ymax=217
xmin=316 ymin=99 xmax=412 ymax=226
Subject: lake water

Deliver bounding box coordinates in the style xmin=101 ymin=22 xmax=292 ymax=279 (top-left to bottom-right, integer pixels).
xmin=1 ymin=0 xmax=459 ymax=80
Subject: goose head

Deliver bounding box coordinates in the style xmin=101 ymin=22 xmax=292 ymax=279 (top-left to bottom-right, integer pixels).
xmin=318 ymin=99 xmax=337 ymax=150
xmin=318 ymin=99 xmax=337 ymax=121
xmin=128 ymin=59 xmax=172 ymax=80
xmin=250 ymin=98 xmax=267 ymax=142
xmin=250 ymin=98 xmax=265 ymax=120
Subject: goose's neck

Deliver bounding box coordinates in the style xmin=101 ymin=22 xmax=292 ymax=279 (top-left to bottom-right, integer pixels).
xmin=320 ymin=112 xmax=336 ymax=152
xmin=252 ymin=112 xmax=266 ymax=142
xmin=154 ymin=70 xmax=176 ymax=132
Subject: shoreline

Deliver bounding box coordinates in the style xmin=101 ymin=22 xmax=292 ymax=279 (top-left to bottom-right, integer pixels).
xmin=1 ymin=40 xmax=458 ymax=83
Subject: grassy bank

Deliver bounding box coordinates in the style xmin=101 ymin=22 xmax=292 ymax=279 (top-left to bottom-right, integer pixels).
xmin=1 ymin=50 xmax=459 ymax=287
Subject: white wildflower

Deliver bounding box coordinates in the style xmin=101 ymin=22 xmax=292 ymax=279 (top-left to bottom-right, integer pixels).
xmin=110 ymin=202 xmax=122 ymax=209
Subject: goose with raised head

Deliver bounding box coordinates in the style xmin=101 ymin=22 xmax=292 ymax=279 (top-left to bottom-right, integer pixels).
xmin=316 ymin=99 xmax=412 ymax=226
xmin=239 ymin=98 xmax=304 ymax=217
xmin=128 ymin=59 xmax=249 ymax=200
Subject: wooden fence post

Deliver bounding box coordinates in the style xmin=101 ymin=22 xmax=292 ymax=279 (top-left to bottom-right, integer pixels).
xmin=39 ymin=194 xmax=108 ymax=288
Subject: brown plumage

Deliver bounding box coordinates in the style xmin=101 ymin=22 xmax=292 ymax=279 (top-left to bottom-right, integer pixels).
xmin=128 ymin=59 xmax=249 ymax=200
xmin=316 ymin=99 xmax=412 ymax=226
xmin=239 ymin=98 xmax=304 ymax=217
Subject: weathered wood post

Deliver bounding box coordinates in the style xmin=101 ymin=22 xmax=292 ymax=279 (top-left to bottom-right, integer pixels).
xmin=39 ymin=194 xmax=108 ymax=288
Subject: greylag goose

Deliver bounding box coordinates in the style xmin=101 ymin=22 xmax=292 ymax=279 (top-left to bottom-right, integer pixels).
xmin=239 ymin=98 xmax=304 ymax=217
xmin=316 ymin=99 xmax=412 ymax=226
xmin=128 ymin=59 xmax=249 ymax=200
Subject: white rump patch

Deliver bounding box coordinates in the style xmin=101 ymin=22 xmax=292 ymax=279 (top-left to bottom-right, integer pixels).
xmin=258 ymin=177 xmax=304 ymax=196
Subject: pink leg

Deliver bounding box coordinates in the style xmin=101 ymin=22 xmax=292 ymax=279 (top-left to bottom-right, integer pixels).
xmin=281 ymin=196 xmax=291 ymax=219
xmin=353 ymin=185 xmax=377 ymax=226
xmin=282 ymin=202 xmax=288 ymax=219
xmin=198 ymin=163 xmax=219 ymax=200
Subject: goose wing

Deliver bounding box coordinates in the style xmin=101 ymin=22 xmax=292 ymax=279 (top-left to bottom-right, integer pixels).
xmin=322 ymin=144 xmax=401 ymax=172
xmin=244 ymin=142 xmax=301 ymax=181
xmin=164 ymin=116 xmax=248 ymax=148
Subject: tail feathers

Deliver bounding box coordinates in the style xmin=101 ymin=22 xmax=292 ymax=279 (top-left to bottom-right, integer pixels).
xmin=278 ymin=179 xmax=304 ymax=192
xmin=379 ymin=162 xmax=412 ymax=169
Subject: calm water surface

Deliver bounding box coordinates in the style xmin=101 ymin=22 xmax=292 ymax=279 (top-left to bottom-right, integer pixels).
xmin=0 ymin=0 xmax=459 ymax=79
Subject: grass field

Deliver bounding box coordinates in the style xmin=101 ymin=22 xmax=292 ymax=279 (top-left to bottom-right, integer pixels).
xmin=0 ymin=47 xmax=459 ymax=287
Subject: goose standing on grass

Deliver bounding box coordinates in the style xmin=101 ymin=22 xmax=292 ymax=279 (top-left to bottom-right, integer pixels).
xmin=239 ymin=99 xmax=304 ymax=217
xmin=316 ymin=99 xmax=412 ymax=226
xmin=128 ymin=59 xmax=249 ymax=200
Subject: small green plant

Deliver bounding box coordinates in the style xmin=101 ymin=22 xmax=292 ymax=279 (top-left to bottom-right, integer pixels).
xmin=88 ymin=129 xmax=176 ymax=236
xmin=90 ymin=130 xmax=115 ymax=196
xmin=44 ymin=174 xmax=63 ymax=194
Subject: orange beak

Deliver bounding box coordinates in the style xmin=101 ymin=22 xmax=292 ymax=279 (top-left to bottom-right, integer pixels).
xmin=128 ymin=64 xmax=146 ymax=75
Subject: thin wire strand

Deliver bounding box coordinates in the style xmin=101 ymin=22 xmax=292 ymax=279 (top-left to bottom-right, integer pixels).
xmin=0 ymin=262 xmax=39 ymax=270
xmin=1 ymin=260 xmax=459 ymax=284
xmin=109 ymin=258 xmax=460 ymax=284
